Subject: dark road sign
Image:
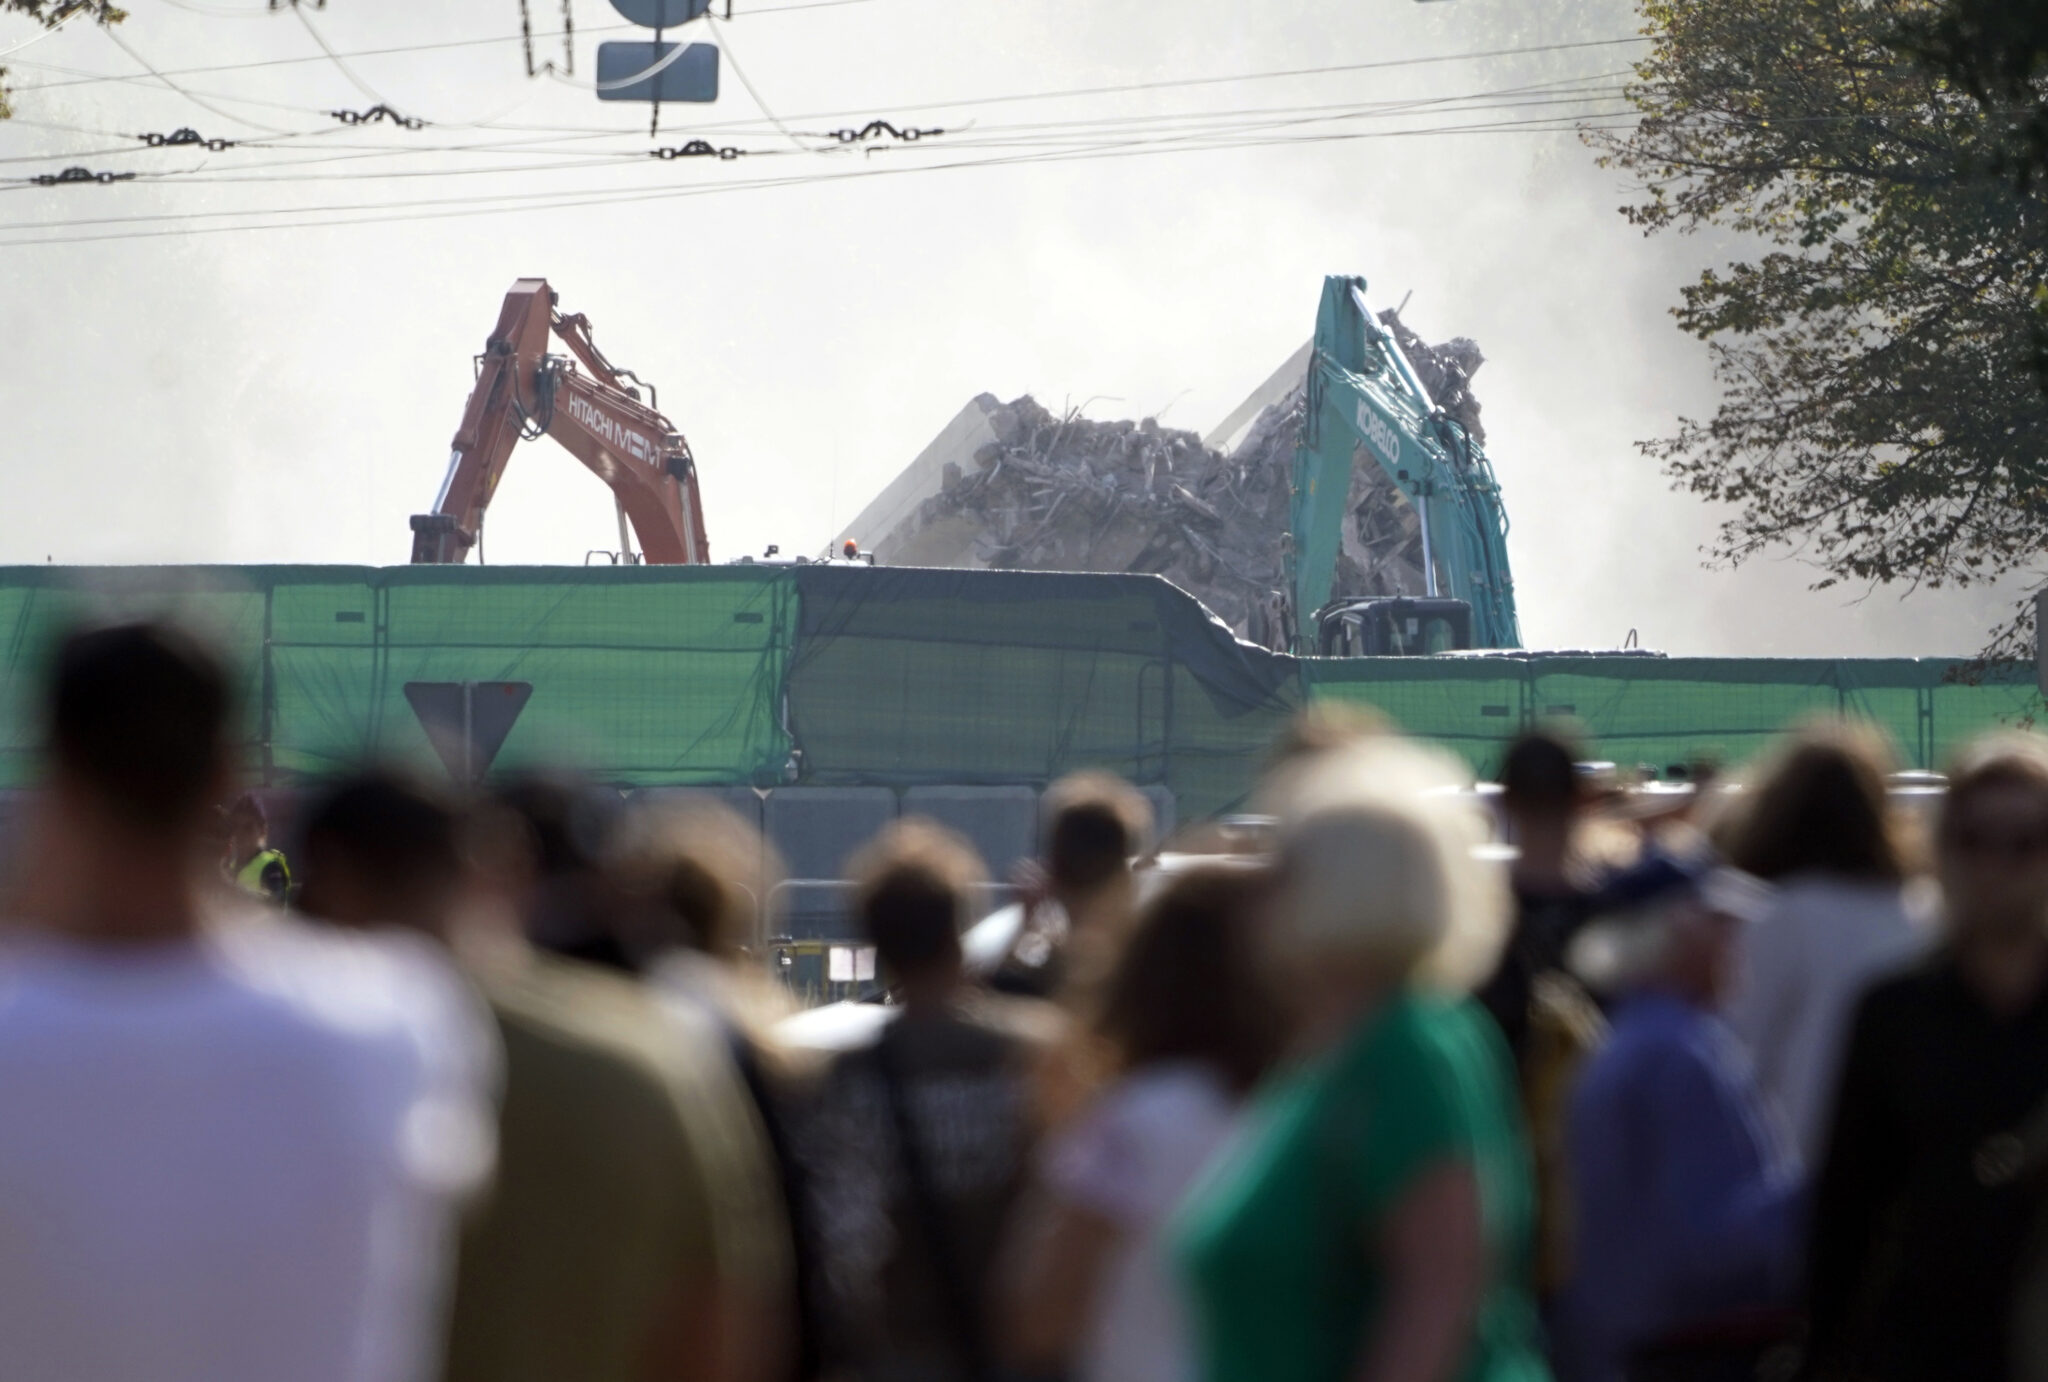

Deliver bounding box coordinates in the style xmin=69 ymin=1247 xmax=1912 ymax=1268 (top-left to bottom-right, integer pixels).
xmin=595 ymin=41 xmax=720 ymax=103
xmin=403 ymin=681 xmax=534 ymax=785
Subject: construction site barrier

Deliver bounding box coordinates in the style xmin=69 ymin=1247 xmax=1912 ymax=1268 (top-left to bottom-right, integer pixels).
xmin=0 ymin=564 xmax=2037 ymax=819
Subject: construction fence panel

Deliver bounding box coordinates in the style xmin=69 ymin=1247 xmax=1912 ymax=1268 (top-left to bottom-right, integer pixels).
xmin=0 ymin=565 xmax=798 ymax=792
xmin=785 ymin=568 xmax=1298 ymax=818
xmin=363 ymin=567 xmax=796 ymax=788
xmin=3 ymin=566 xmax=2046 ymax=810
xmin=1301 ymin=657 xmax=1529 ymax=776
xmin=0 ymin=568 xmax=271 ymax=790
xmin=1525 ymin=659 xmax=1846 ymax=776
xmin=1924 ymin=663 xmax=2045 ymax=765
xmin=1160 ymin=659 xmax=1298 ymax=818
xmin=1301 ymin=654 xmax=2048 ymax=778
xmin=1831 ymin=660 xmax=1936 ymax=769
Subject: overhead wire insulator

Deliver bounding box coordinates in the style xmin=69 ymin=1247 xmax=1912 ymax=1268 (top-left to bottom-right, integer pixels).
xmin=328 ymin=104 xmax=426 ymax=129
xmin=650 ymin=140 xmax=743 ymax=160
xmin=140 ymin=128 xmax=237 ymax=152
xmin=828 ymin=120 xmax=945 ymax=144
xmin=31 ymin=166 xmax=138 ymax=186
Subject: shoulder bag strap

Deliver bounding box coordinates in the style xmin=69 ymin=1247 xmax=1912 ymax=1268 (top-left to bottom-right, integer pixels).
xmin=876 ymin=1024 xmax=993 ymax=1382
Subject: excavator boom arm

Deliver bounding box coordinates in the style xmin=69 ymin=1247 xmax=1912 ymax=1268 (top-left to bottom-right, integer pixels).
xmin=410 ymin=278 xmax=709 ymax=565
xmin=1287 ymin=275 xmax=1519 ymax=648
xmin=543 ymin=368 xmax=707 ymax=564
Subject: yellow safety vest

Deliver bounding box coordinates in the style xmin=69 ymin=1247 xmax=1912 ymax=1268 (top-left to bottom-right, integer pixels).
xmin=234 ymin=848 xmax=291 ymax=901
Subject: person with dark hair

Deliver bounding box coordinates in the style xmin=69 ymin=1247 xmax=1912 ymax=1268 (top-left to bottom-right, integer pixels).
xmin=1009 ymin=865 xmax=1283 ymax=1382
xmin=992 ymin=772 xmax=1152 ymax=1000
xmin=1807 ymin=734 xmax=2048 ymax=1382
xmin=804 ymin=819 xmax=1055 ymax=1382
xmin=0 ymin=623 xmax=497 ymax=1382
xmin=221 ymin=792 xmax=290 ymax=903
xmin=609 ymin=799 xmax=830 ymax=1382
xmin=492 ymin=771 xmax=633 ymax=971
xmin=298 ymin=771 xmax=792 ymax=1382
xmin=296 ymin=775 xmax=466 ymax=928
xmin=1473 ymin=729 xmax=1611 ymax=1305
xmin=1721 ymin=722 xmax=1927 ymax=1162
xmin=1476 ymin=728 xmax=1602 ymax=1063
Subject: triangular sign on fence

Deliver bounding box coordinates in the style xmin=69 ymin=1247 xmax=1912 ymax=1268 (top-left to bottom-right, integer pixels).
xmin=403 ymin=681 xmax=534 ymax=785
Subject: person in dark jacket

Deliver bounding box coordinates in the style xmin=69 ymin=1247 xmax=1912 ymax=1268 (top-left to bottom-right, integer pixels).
xmin=805 ymin=819 xmax=1056 ymax=1382
xmin=1476 ymin=729 xmax=1599 ymax=1065
xmin=1552 ymin=855 xmax=1801 ymax=1382
xmin=1806 ymin=734 xmax=2048 ymax=1382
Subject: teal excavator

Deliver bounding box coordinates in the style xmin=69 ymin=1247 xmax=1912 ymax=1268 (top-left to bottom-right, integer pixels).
xmin=1286 ymin=274 xmax=1521 ymax=656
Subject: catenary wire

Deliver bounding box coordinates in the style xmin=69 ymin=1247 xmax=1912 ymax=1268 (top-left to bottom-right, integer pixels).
xmin=0 ymin=97 xmax=1913 ymax=238
xmin=101 ymin=22 xmax=305 ymax=134
xmin=2 ymin=49 xmax=1639 ymax=164
xmin=0 ymin=118 xmax=1657 ymax=248
xmin=290 ymin=4 xmax=393 ymax=109
xmin=0 ymin=5 xmax=87 ymax=60
xmin=713 ymin=13 xmax=820 ymax=152
xmin=0 ymin=47 xmax=1628 ymax=147
xmin=0 ymin=67 xmax=1640 ymax=184
xmin=14 ymin=31 xmax=1651 ymax=129
xmin=0 ymin=80 xmax=1638 ymax=182
xmin=0 ymin=107 xmax=1651 ymax=237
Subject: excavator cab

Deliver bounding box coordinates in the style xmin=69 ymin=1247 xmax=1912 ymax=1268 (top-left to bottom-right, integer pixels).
xmin=1316 ymin=596 xmax=1474 ymax=657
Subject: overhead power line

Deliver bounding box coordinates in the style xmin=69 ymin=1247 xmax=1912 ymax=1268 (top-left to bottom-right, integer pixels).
xmin=13 ymin=29 xmax=1648 ymax=115
xmin=0 ymin=63 xmax=1639 ymax=188
xmin=703 ymin=13 xmax=807 ymax=152
xmin=99 ymin=22 xmax=303 ymax=134
xmin=0 ymin=107 xmax=1650 ymax=245
xmin=0 ymin=4 xmax=87 ymax=59
xmin=290 ymin=3 xmax=392 ymax=108
xmin=0 ymin=72 xmax=1636 ymax=184
xmin=0 ymin=118 xmax=1646 ymax=248
xmin=476 ymin=34 xmax=1656 ymax=140
xmin=797 ymin=36 xmax=1654 ymax=118
xmin=0 ymin=26 xmax=1661 ymax=230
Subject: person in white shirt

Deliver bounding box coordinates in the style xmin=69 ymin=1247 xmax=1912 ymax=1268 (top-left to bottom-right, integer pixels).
xmin=1008 ymin=864 xmax=1282 ymax=1382
xmin=1721 ymin=722 xmax=1929 ymax=1163
xmin=0 ymin=621 xmax=496 ymax=1382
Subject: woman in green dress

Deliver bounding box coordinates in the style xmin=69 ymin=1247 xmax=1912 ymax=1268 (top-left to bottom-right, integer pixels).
xmin=1177 ymin=740 xmax=1552 ymax=1382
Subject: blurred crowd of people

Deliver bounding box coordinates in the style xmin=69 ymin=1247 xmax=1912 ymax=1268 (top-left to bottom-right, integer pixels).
xmin=5 ymin=618 xmax=2048 ymax=1382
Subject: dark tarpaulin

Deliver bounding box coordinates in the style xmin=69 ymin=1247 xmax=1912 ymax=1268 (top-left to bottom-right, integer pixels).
xmin=786 ymin=566 xmax=1298 ymax=806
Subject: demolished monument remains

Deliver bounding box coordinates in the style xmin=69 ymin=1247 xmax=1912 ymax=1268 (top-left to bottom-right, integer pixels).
xmin=845 ymin=312 xmax=1485 ymax=650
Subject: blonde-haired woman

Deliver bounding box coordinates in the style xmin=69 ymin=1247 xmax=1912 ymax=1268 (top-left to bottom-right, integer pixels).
xmin=1177 ymin=741 xmax=1550 ymax=1382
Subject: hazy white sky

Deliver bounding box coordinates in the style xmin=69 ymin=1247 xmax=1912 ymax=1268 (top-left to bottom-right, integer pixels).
xmin=0 ymin=0 xmax=2023 ymax=655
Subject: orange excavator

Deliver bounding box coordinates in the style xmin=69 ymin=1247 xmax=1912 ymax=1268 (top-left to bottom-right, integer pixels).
xmin=409 ymin=278 xmax=711 ymax=565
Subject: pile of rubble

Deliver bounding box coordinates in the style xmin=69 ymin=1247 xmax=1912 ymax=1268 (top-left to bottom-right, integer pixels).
xmin=893 ymin=394 xmax=1293 ymax=642
xmin=851 ymin=317 xmax=1486 ymax=649
xmin=1380 ymin=310 xmax=1486 ymax=444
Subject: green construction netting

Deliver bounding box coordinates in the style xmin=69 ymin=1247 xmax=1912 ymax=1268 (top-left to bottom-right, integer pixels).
xmin=0 ymin=565 xmax=2040 ymax=817
xmin=0 ymin=566 xmax=796 ymax=791
xmin=1302 ymin=654 xmax=2046 ymax=782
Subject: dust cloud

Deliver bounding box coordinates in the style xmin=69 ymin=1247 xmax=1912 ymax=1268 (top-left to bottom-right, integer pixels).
xmin=0 ymin=0 xmax=2023 ymax=656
